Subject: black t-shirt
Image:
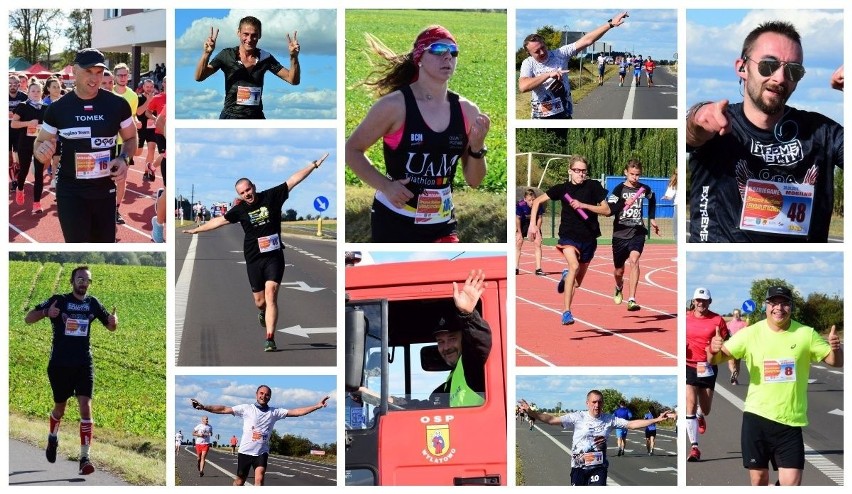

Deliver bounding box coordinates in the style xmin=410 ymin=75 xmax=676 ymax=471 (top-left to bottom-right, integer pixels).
xmin=9 ymin=90 xmax=28 ymax=137
xmin=12 ymin=101 xmax=46 ymax=152
xmin=41 ymin=89 xmax=134 ymax=199
xmin=608 ymin=181 xmax=656 ymax=240
xmin=35 ymin=293 xmax=110 ymax=367
xmin=546 ymin=180 xmax=609 ymax=242
xmin=688 ymin=103 xmax=843 ymax=242
xmin=224 ymin=182 xmax=290 ymax=263
xmin=210 ymin=47 xmax=285 ymax=118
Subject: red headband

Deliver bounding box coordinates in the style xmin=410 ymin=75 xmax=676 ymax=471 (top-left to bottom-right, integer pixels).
xmin=412 ymin=26 xmax=457 ymax=64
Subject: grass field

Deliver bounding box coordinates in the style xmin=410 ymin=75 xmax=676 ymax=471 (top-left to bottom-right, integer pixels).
xmin=8 ymin=261 xmax=166 ymax=485
xmin=344 ymin=9 xmax=508 ymax=194
xmin=176 ymin=219 xmax=338 ymax=240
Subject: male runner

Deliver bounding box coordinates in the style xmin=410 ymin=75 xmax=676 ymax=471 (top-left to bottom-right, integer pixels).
xmin=643 ymin=56 xmax=656 ymax=87
xmin=193 ymin=415 xmax=213 ymax=477
xmin=9 ymin=73 xmax=28 ymax=191
xmin=24 ymin=265 xmax=118 ymax=475
xmin=183 ymin=152 xmax=329 ymax=351
xmin=175 ymin=430 xmax=184 ymax=455
xmin=613 ymin=401 xmax=632 ymax=456
xmin=632 ymin=55 xmax=643 ymax=87
xmin=516 ymin=188 xmax=544 ymax=276
xmin=112 ymin=63 xmax=139 ymax=225
xmin=190 ymin=385 xmax=328 ymax=485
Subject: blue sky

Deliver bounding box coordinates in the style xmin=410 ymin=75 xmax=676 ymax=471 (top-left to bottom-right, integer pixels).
xmin=686 ymin=251 xmax=844 ymax=317
xmin=174 ymin=9 xmax=337 ymax=120
xmin=687 ymin=9 xmax=844 ymax=125
xmin=516 ymin=375 xmax=677 ymax=412
xmin=175 ymin=375 xmax=336 ymax=446
xmin=516 ymin=9 xmax=677 ymax=62
xmin=174 ymin=128 xmax=336 ymax=218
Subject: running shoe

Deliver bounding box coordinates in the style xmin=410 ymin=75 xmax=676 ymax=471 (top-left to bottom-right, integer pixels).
xmin=731 ymin=371 xmax=739 ymax=385
xmin=535 ymin=268 xmax=545 ymax=276
xmin=79 ymin=456 xmax=95 ymax=475
xmin=15 ymin=189 xmax=24 ymax=205
xmin=687 ymin=446 xmax=701 ymax=462
xmin=45 ymin=435 xmax=58 ymax=463
xmin=557 ymin=268 xmax=569 ymax=293
xmin=199 ymin=470 xmax=204 ymax=477
xmin=115 ymin=210 xmax=126 ymax=224
xmin=258 ymin=310 xmax=266 ymax=328
xmin=697 ymin=415 xmax=706 ymax=434
xmin=627 ymin=300 xmax=640 ymax=311
xmin=515 ymin=268 xmax=520 ymax=275
xmin=264 ymin=339 xmax=277 ymax=352
xmin=561 ymin=310 xmax=575 ymax=325
xmin=10 ymin=180 xmax=18 ymax=192
xmin=50 ymin=175 xmax=57 ymax=189
xmin=613 ymin=286 xmax=623 ymax=304
xmin=32 ymin=201 xmax=42 ymax=214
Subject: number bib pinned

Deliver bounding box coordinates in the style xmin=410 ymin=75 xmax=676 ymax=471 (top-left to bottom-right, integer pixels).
xmin=257 ymin=233 xmax=281 ymax=253
xmin=27 ymin=124 xmax=41 ymax=137
xmin=581 ymin=451 xmax=604 ymax=466
xmin=64 ymin=318 xmax=90 ymax=336
xmin=75 ymin=151 xmax=112 ymax=179
xmin=414 ymin=188 xmax=453 ymax=224
xmin=696 ymin=361 xmax=715 ymax=378
xmin=763 ymin=358 xmax=796 ymax=383
xmin=739 ymin=179 xmax=813 ymax=236
xmin=236 ymin=86 xmax=262 ymax=106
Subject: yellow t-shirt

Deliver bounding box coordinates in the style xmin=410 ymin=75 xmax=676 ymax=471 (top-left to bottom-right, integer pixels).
xmin=113 ymin=87 xmax=138 ymax=146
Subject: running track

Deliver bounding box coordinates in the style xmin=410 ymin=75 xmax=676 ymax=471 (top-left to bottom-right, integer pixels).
xmin=9 ymin=162 xmax=163 ymax=243
xmin=516 ymin=244 xmax=677 ymax=366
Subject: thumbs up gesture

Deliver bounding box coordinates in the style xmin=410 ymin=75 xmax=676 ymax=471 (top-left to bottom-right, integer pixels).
xmin=707 ymin=325 xmax=724 ymax=356
xmin=46 ymin=300 xmax=60 ymax=318
xmin=827 ymin=325 xmax=841 ymax=350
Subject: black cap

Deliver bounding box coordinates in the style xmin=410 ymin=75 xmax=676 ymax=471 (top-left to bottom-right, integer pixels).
xmin=766 ymin=286 xmax=793 ymax=301
xmin=432 ymin=314 xmax=461 ymax=336
xmin=74 ymin=48 xmax=108 ymax=69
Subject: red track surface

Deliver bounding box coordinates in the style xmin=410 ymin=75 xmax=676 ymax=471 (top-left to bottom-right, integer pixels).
xmin=516 ymin=243 xmax=677 ymax=367
xmin=9 ymin=163 xmax=163 ymax=243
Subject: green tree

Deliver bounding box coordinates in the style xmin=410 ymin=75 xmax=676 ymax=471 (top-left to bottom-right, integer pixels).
xmin=65 ymin=9 xmax=92 ymax=52
xmin=799 ymin=293 xmax=843 ymax=333
xmin=284 ymin=209 xmax=298 ymax=221
xmin=9 ymin=9 xmax=62 ymax=62
xmin=748 ymin=278 xmax=806 ymax=325
xmin=599 ymin=388 xmax=627 ymax=414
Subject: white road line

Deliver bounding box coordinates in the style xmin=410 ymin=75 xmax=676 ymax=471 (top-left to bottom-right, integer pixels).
xmin=515 ymin=345 xmax=557 ymax=366
xmin=9 ymin=223 xmax=38 ymax=243
xmin=622 ymin=83 xmax=636 ymax=120
xmin=714 ymin=385 xmax=843 ymax=485
xmin=174 ymin=235 xmax=198 ymax=364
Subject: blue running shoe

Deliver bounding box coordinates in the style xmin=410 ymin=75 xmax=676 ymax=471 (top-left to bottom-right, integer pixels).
xmin=556 ymin=268 xmax=569 ymax=293
xmin=561 ymin=310 xmax=575 ymax=325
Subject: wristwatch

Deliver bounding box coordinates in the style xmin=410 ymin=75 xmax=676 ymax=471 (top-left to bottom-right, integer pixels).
xmin=118 ymin=152 xmax=130 ymax=166
xmin=468 ymin=145 xmax=488 ymax=159
xmin=607 ymin=19 xmax=615 ymax=28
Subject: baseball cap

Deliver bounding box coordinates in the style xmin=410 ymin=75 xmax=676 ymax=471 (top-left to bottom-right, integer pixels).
xmin=765 ymin=286 xmax=793 ymax=301
xmin=692 ymin=287 xmax=712 ymax=300
xmin=432 ymin=314 xmax=461 ymax=336
xmin=74 ymin=48 xmax=108 ymax=69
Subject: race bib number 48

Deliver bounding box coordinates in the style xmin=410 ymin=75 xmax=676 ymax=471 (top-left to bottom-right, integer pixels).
xmin=740 ymin=179 xmax=813 ymax=236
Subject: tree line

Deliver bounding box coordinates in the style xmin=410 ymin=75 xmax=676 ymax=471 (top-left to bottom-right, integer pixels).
xmin=10 ymin=251 xmax=166 ymax=267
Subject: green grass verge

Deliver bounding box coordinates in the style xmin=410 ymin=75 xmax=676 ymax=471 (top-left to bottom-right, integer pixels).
xmin=9 ymin=261 xmax=166 ymax=485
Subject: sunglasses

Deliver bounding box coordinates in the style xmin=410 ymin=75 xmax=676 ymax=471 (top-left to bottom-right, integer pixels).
xmin=745 ymin=57 xmax=806 ymax=82
xmin=570 ymin=168 xmax=588 ymax=174
xmin=426 ymin=42 xmax=459 ymax=57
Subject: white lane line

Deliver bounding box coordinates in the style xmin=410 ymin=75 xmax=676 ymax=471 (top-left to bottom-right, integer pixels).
xmin=9 ymin=223 xmax=38 ymax=243
xmin=622 ymin=82 xmax=636 ymax=119
xmin=174 ymin=235 xmax=198 ymax=365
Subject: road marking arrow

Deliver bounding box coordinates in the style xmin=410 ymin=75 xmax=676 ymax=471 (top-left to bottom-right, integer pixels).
xmin=281 ymin=281 xmax=324 ymax=292
xmin=268 ymin=472 xmax=295 ymax=477
xmin=828 ymin=409 xmax=843 ymax=416
xmin=278 ymin=325 xmax=337 ymax=338
xmin=640 ymin=467 xmax=677 ymax=474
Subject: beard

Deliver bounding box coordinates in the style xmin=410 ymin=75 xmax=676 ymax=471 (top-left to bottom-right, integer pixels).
xmin=746 ymin=79 xmax=790 ymax=115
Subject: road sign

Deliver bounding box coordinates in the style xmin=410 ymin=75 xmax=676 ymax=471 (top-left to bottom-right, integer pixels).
xmin=314 ymin=196 xmax=329 ymax=213
xmin=741 ymin=299 xmax=756 ymax=314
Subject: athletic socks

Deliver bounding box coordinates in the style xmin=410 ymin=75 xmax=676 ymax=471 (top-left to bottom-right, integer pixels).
xmin=80 ymin=419 xmax=93 ymax=457
xmin=686 ymin=415 xmax=698 ymax=446
xmin=49 ymin=412 xmax=61 ymax=435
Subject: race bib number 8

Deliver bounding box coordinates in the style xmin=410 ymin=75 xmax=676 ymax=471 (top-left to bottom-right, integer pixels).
xmin=763 ymin=358 xmax=796 ymax=383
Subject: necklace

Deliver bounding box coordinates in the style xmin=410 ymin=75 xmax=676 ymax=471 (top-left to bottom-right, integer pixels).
xmin=425 ymin=93 xmax=433 ymax=101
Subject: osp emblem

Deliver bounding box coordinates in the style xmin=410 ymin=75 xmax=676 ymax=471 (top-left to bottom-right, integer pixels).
xmin=426 ymin=424 xmax=450 ymax=457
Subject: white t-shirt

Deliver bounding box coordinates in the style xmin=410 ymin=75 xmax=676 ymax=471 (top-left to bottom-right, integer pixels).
xmin=175 ymin=432 xmax=183 ymax=445
xmin=193 ymin=423 xmax=213 ymax=445
xmin=232 ymin=403 xmax=289 ymax=456
xmin=560 ymin=411 xmax=628 ymax=468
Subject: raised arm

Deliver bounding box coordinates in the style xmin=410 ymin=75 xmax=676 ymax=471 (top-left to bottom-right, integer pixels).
xmin=195 ymin=27 xmax=219 ymax=82
xmin=184 ymin=215 xmax=229 ymax=234
xmin=191 ymin=398 xmax=234 ymax=415
xmin=287 ymin=396 xmax=329 ymax=417
xmin=274 ymin=31 xmax=301 ymax=85
xmin=573 ymin=12 xmax=628 ymax=52
xmin=627 ymin=410 xmax=676 ymax=430
xmin=285 ymin=152 xmax=328 ymax=191
xmin=460 ymin=99 xmax=489 ymax=187
xmin=518 ymin=399 xmax=562 ymax=426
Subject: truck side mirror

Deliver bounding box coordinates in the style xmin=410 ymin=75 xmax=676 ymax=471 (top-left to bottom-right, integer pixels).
xmin=345 ymin=306 xmax=366 ymax=391
xmin=420 ymin=344 xmax=452 ymax=372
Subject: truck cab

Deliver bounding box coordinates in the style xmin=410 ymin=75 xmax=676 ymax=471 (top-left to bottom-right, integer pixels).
xmin=344 ymin=256 xmax=507 ymax=486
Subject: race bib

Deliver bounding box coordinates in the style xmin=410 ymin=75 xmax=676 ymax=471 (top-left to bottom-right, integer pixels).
xmin=763 ymin=358 xmax=796 ymax=383
xmin=534 ymin=96 xmax=565 ymax=118
xmin=250 ymin=427 xmax=267 ymax=442
xmin=75 ymin=150 xmax=112 ymax=179
xmin=146 ymin=118 xmax=157 ymax=129
xmin=27 ymin=124 xmax=41 ymax=137
xmin=739 ymin=179 xmax=813 ymax=236
xmin=257 ymin=233 xmax=281 ymax=253
xmin=696 ymin=361 xmax=715 ymax=378
xmin=414 ymin=188 xmax=453 ymax=224
xmin=64 ymin=318 xmax=90 ymax=337
xmin=581 ymin=451 xmax=604 ymax=466
xmin=236 ymin=86 xmax=262 ymax=106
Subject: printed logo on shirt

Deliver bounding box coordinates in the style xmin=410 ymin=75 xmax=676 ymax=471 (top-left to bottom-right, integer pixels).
xmin=75 ymin=114 xmax=105 ymax=122
xmin=410 ymin=133 xmax=424 ymax=144
xmin=59 ymin=127 xmax=92 ymax=139
xmin=750 ymin=139 xmax=804 ymax=166
xmin=90 ymin=136 xmax=117 ymax=149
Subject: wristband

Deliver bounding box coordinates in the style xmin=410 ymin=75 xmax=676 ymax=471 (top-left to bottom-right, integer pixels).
xmin=608 ymin=19 xmax=615 ymax=28
xmin=118 ymin=152 xmax=130 ymax=165
xmin=468 ymin=145 xmax=487 ymax=159
xmin=43 ymin=308 xmax=49 ymax=317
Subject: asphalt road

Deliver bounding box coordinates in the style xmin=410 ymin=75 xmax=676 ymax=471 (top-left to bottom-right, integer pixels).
xmin=573 ymin=67 xmax=678 ymax=119
xmin=686 ymin=361 xmax=844 ymax=486
xmin=516 ymin=418 xmax=677 ymax=486
xmin=8 ymin=438 xmax=130 ymax=486
xmin=175 ymin=226 xmax=337 ymax=366
xmin=175 ymin=445 xmax=336 ymax=486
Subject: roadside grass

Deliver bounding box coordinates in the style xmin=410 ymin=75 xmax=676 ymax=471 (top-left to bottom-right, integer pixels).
xmin=345 ymin=184 xmax=507 ymax=243
xmin=9 ymin=261 xmax=166 ymax=485
xmin=175 ymin=219 xmax=338 ymax=239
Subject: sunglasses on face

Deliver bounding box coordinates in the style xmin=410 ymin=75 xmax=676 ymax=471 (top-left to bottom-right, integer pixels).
xmin=746 ymin=57 xmax=806 ymax=82
xmin=426 ymin=42 xmax=459 ymax=57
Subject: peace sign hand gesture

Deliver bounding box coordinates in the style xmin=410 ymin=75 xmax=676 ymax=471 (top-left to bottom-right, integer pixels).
xmin=288 ymin=31 xmax=300 ymax=57
xmin=204 ymin=27 xmax=219 ymax=55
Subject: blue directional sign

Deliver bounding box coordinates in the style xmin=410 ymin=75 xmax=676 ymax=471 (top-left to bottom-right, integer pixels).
xmin=741 ymin=299 xmax=757 ymax=314
xmin=314 ymin=196 xmax=329 ymax=213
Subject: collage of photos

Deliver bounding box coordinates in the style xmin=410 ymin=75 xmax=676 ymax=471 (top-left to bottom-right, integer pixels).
xmin=3 ymin=4 xmax=845 ymax=490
